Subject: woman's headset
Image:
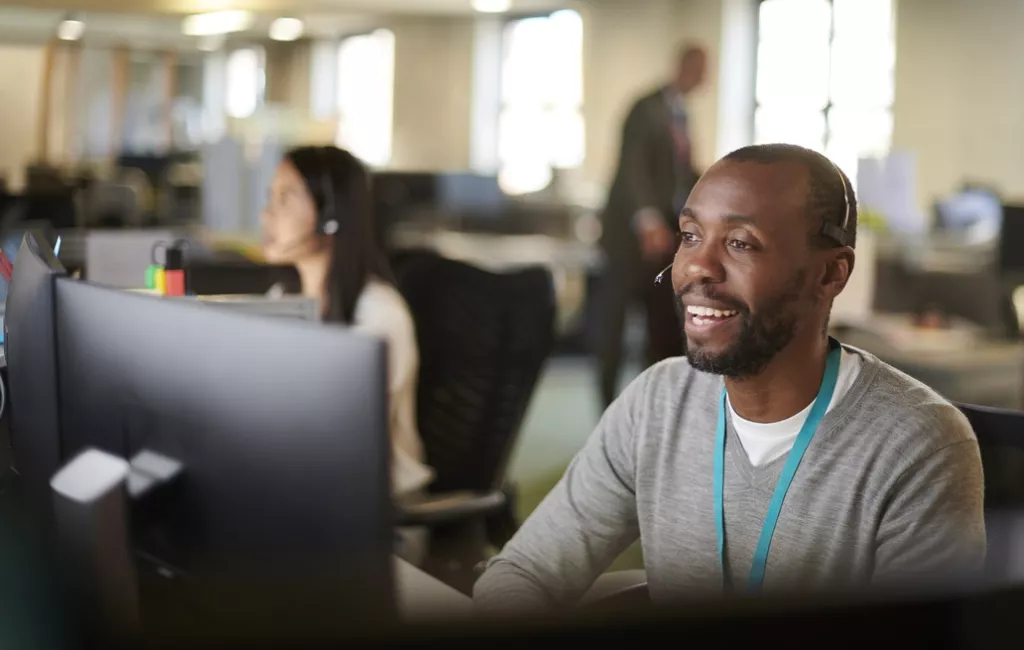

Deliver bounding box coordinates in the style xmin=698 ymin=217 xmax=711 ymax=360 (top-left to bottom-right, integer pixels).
xmin=654 ymin=158 xmax=852 ymax=285
xmin=317 ymin=146 xmax=340 ymax=236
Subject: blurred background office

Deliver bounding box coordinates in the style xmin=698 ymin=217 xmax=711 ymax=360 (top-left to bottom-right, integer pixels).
xmin=2 ymin=0 xmax=1024 ymax=579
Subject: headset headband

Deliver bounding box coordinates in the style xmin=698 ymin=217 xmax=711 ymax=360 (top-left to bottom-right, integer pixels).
xmin=820 ymin=158 xmax=851 ymax=247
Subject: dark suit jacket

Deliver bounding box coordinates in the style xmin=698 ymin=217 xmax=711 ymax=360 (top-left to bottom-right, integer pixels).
xmin=600 ymin=87 xmax=699 ymax=271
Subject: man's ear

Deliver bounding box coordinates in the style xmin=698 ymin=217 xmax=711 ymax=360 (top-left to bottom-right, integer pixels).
xmin=822 ymin=247 xmax=855 ymax=300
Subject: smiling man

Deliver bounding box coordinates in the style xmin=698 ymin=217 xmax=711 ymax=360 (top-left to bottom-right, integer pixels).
xmin=474 ymin=144 xmax=986 ymax=611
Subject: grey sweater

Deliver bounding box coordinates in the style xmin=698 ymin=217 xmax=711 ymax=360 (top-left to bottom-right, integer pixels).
xmin=474 ymin=345 xmax=986 ymax=610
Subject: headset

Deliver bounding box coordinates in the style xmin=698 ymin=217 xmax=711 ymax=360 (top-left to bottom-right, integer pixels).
xmin=270 ymin=147 xmax=341 ymax=259
xmin=655 ymin=157 xmax=852 ymax=285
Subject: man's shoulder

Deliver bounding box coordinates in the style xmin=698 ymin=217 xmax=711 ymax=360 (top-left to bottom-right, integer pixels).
xmin=628 ymin=87 xmax=669 ymax=115
xmin=844 ymin=345 xmax=977 ymax=454
xmin=621 ymin=356 xmax=718 ymax=411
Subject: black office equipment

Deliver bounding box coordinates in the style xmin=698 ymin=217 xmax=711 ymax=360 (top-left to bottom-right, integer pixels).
xmin=999 ymin=204 xmax=1024 ymax=277
xmin=3 ymin=232 xmax=66 ymax=504
xmin=48 ymin=279 xmax=395 ymax=644
xmin=185 ymin=259 xmax=300 ymax=296
xmin=955 ymin=402 xmax=1024 ymax=589
xmin=392 ymin=250 xmax=556 ymax=593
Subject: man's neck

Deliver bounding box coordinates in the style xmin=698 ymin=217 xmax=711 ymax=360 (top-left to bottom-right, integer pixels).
xmin=724 ymin=335 xmax=831 ymax=424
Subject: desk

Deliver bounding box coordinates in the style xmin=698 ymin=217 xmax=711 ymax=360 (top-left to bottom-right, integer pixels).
xmin=838 ymin=327 xmax=1024 ymax=409
xmin=395 ymin=557 xmax=472 ymax=620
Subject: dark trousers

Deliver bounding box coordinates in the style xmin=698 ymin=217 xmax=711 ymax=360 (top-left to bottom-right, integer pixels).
xmin=596 ymin=252 xmax=683 ymax=408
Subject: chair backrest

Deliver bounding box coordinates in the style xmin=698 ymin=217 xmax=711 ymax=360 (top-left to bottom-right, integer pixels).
xmin=955 ymin=402 xmax=1024 ymax=584
xmin=393 ymin=250 xmax=556 ymax=493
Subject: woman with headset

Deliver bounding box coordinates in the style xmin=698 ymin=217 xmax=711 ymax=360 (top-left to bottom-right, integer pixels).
xmin=261 ymin=146 xmax=434 ymax=501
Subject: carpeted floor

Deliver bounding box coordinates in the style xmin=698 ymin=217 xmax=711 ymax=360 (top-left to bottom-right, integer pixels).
xmin=504 ymin=356 xmax=644 ymax=572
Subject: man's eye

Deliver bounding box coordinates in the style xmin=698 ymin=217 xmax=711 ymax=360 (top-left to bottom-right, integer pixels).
xmin=729 ymin=239 xmax=754 ymax=251
xmin=680 ymin=232 xmax=699 ymax=244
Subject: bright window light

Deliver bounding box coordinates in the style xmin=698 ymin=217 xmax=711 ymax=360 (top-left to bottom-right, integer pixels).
xmin=497 ymin=9 xmax=584 ymax=195
xmin=754 ymin=0 xmax=895 ymax=179
xmin=336 ymin=29 xmax=395 ymax=167
xmin=225 ymin=48 xmax=262 ymax=119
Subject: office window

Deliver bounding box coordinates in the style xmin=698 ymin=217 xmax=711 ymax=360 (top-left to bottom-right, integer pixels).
xmin=225 ymin=47 xmax=264 ymax=119
xmin=336 ymin=29 xmax=395 ymax=168
xmin=498 ymin=9 xmax=584 ymax=195
xmin=754 ymin=0 xmax=895 ymax=177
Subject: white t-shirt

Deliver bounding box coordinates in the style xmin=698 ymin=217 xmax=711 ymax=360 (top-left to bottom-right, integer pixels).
xmin=728 ymin=348 xmax=863 ymax=467
xmin=352 ymin=279 xmax=435 ymax=495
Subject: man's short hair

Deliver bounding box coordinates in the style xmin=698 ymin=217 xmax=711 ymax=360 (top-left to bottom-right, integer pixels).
xmin=722 ymin=143 xmax=858 ymax=249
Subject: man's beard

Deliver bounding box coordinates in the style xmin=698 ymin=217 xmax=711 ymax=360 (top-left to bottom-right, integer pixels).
xmin=675 ymin=272 xmax=806 ymax=379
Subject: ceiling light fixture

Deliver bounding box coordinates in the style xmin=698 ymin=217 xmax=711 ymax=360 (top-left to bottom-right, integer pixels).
xmin=472 ymin=0 xmax=512 ymax=13
xmin=182 ymin=10 xmax=253 ymax=37
xmin=57 ymin=19 xmax=85 ymax=42
xmin=269 ymin=17 xmax=304 ymax=42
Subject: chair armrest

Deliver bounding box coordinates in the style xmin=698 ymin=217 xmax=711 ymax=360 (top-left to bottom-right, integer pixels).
xmin=396 ymin=490 xmax=507 ymax=527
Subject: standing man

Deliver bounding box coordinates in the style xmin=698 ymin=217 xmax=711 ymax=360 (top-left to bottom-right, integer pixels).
xmin=597 ymin=44 xmax=708 ymax=408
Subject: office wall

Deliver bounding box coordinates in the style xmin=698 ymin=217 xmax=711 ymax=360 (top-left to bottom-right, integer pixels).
xmin=0 ymin=45 xmax=45 ymax=190
xmin=583 ymin=0 xmax=723 ymax=189
xmin=894 ymin=0 xmax=1024 ymax=207
xmin=390 ymin=16 xmax=475 ymax=171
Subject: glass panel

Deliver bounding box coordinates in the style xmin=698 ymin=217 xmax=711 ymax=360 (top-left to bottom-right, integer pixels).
xmin=830 ymin=35 xmax=895 ymax=108
xmin=501 ymin=17 xmax=551 ymax=106
xmin=756 ymin=40 xmax=831 ymax=109
xmin=826 ymin=107 xmax=893 ymax=178
xmin=225 ymin=48 xmax=260 ymax=119
xmin=337 ymin=29 xmax=395 ymax=167
xmin=498 ymin=106 xmax=552 ymax=194
xmin=833 ymin=0 xmax=893 ymax=38
xmin=499 ymin=162 xmax=553 ymax=196
xmin=758 ymin=0 xmax=832 ymax=43
xmin=547 ymin=10 xmax=584 ymax=107
xmin=546 ymin=108 xmax=585 ymax=169
xmin=754 ymin=106 xmax=826 ymax=152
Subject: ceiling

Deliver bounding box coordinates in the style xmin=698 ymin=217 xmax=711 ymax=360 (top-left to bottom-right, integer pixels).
xmin=0 ymin=0 xmax=570 ymax=48
xmin=0 ymin=0 xmax=566 ymax=16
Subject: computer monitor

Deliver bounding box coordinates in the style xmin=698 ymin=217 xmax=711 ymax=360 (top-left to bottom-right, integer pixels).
xmin=3 ymin=232 xmax=66 ymax=502
xmin=0 ymin=223 xmax=57 ymax=307
xmin=51 ymin=278 xmax=395 ymax=642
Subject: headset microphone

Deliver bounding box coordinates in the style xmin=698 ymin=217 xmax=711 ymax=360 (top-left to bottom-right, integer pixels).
xmin=655 ymin=263 xmax=673 ymax=285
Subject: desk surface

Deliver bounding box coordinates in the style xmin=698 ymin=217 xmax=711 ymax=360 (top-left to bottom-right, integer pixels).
xmin=395 ymin=557 xmax=472 ymax=620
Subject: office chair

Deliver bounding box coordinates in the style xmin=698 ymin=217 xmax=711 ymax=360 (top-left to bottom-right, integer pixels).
xmin=955 ymin=403 xmax=1024 ymax=586
xmin=391 ymin=250 xmax=556 ymax=594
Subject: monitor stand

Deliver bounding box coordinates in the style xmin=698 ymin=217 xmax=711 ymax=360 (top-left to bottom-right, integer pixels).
xmin=50 ymin=448 xmax=182 ymax=647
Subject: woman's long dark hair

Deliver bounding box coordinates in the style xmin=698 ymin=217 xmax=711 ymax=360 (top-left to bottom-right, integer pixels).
xmin=285 ymin=146 xmax=394 ymax=324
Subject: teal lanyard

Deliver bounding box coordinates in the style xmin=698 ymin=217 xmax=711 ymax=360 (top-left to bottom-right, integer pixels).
xmin=713 ymin=341 xmax=842 ymax=595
